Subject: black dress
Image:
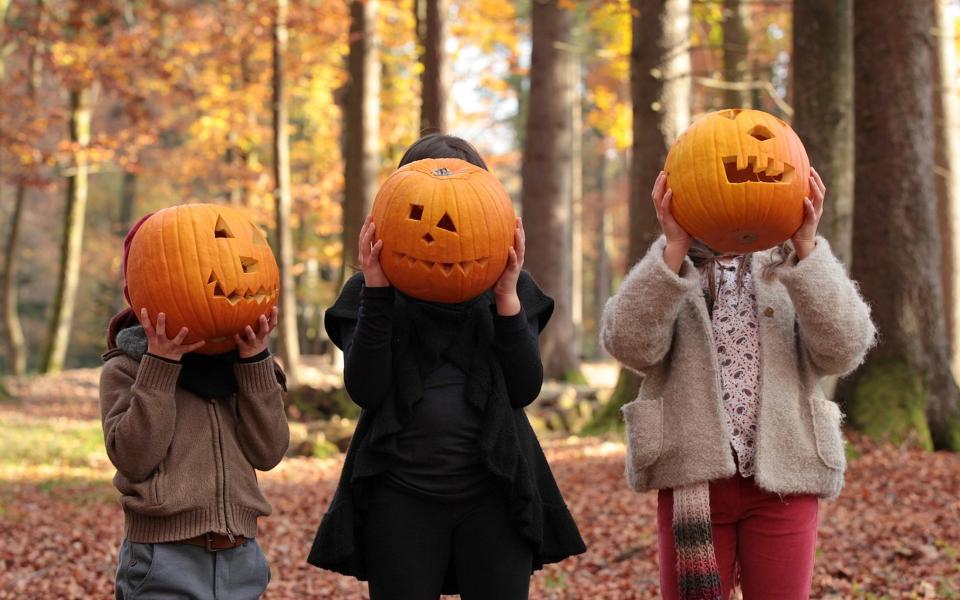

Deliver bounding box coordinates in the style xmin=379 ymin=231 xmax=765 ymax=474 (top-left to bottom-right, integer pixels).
xmin=306 ymin=271 xmax=586 ymax=593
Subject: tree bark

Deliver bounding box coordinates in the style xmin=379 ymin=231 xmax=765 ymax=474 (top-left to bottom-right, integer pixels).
xmin=273 ymin=0 xmax=301 ymax=387
xmin=593 ymin=146 xmax=612 ymax=359
xmin=41 ymin=87 xmax=91 ymax=374
xmin=839 ymin=1 xmax=960 ymax=451
xmin=721 ymin=0 xmax=750 ymax=108
xmin=1 ymin=183 xmax=28 ymax=375
xmin=607 ymin=0 xmax=691 ymax=410
xmin=521 ymin=0 xmax=579 ymax=380
xmin=340 ymin=0 xmax=380 ymax=286
xmin=934 ymin=0 xmax=960 ymax=380
xmin=792 ymin=0 xmax=854 ymax=268
xmin=416 ymin=0 xmax=447 ymax=133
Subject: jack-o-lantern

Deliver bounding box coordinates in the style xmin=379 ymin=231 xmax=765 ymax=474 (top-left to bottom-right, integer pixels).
xmin=664 ymin=108 xmax=811 ymax=253
xmin=371 ymin=158 xmax=516 ymax=303
xmin=126 ymin=204 xmax=280 ymax=355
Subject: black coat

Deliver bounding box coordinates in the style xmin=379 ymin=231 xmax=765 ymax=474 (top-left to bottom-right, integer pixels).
xmin=307 ymin=272 xmax=586 ymax=592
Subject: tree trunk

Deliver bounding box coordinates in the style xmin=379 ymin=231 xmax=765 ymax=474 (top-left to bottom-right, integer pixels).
xmin=839 ymin=1 xmax=960 ymax=451
xmin=721 ymin=0 xmax=750 ymax=108
xmin=340 ymin=0 xmax=380 ymax=286
xmin=1 ymin=183 xmax=28 ymax=375
xmin=41 ymin=87 xmax=91 ymax=374
xmin=273 ymin=0 xmax=301 ymax=387
xmin=521 ymin=0 xmax=579 ymax=380
xmin=605 ymin=0 xmax=691 ymax=414
xmin=416 ymin=0 xmax=447 ymax=133
xmin=570 ymin=46 xmax=583 ymax=368
xmin=792 ymin=0 xmax=854 ymax=268
xmin=593 ymin=146 xmax=612 ymax=359
xmin=934 ymin=0 xmax=960 ymax=380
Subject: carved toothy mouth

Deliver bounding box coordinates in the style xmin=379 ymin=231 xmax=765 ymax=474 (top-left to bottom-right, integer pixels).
xmin=722 ymin=155 xmax=795 ymax=184
xmin=208 ymin=271 xmax=279 ymax=305
xmin=392 ymin=252 xmax=489 ymax=276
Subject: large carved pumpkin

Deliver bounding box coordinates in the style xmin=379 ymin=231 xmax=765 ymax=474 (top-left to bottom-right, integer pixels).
xmin=664 ymin=108 xmax=811 ymax=253
xmin=371 ymin=158 xmax=516 ymax=303
xmin=126 ymin=204 xmax=280 ymax=355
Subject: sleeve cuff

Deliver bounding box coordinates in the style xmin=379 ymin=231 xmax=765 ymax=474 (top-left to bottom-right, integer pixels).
xmin=238 ymin=349 xmax=270 ymax=364
xmin=493 ymin=308 xmax=530 ymax=334
xmin=235 ymin=356 xmax=281 ymax=394
xmin=632 ymin=235 xmax=700 ymax=293
xmin=135 ymin=354 xmax=182 ymax=392
xmin=360 ymin=285 xmax=394 ymax=301
xmin=775 ymin=236 xmax=842 ymax=285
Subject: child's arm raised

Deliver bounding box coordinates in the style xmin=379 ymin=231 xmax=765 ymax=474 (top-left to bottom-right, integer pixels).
xmin=600 ymin=172 xmax=699 ymax=373
xmin=233 ymin=307 xmax=290 ymax=471
xmin=492 ymin=220 xmax=545 ymax=408
xmin=341 ymin=215 xmax=394 ymax=410
xmin=777 ymin=169 xmax=877 ymax=375
xmin=100 ymin=310 xmax=203 ymax=482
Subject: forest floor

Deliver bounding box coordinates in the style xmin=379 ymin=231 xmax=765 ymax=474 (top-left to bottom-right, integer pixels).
xmin=0 ymin=369 xmax=959 ymax=599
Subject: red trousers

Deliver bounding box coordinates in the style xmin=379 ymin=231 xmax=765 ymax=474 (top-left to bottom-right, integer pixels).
xmin=657 ymin=474 xmax=819 ymax=600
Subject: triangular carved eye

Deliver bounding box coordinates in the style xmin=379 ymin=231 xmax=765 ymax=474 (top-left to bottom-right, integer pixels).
xmin=251 ymin=223 xmax=268 ymax=245
xmin=748 ymin=125 xmax=774 ymax=141
xmin=215 ymin=215 xmax=234 ymax=238
xmin=437 ymin=212 xmax=457 ymax=233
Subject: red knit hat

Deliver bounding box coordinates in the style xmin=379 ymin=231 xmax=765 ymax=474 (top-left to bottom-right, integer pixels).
xmin=105 ymin=212 xmax=154 ymax=350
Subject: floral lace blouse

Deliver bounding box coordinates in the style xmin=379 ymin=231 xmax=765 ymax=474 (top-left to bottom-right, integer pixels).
xmin=702 ymin=256 xmax=761 ymax=477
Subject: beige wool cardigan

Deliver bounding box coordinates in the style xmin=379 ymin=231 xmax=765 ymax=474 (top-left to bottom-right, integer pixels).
xmin=601 ymin=236 xmax=876 ymax=499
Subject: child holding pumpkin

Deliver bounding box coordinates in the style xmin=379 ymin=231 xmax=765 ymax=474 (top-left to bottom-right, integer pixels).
xmin=308 ymin=134 xmax=585 ymax=599
xmin=601 ymin=169 xmax=876 ymax=600
xmin=101 ymin=211 xmax=289 ymax=600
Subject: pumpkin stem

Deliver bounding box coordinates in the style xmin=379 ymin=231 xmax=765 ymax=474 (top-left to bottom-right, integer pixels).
xmin=432 ymin=167 xmax=452 ymax=176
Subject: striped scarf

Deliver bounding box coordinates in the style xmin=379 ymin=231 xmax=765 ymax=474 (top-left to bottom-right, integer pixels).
xmin=673 ymin=482 xmax=724 ymax=599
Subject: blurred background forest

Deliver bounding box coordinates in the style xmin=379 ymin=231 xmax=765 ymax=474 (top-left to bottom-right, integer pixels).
xmin=2 ymin=1 xmax=960 ymax=597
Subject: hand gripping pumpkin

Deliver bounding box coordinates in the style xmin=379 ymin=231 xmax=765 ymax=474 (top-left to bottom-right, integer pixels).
xmin=125 ymin=204 xmax=280 ymax=355
xmin=371 ymin=158 xmax=516 ymax=303
xmin=664 ymin=108 xmax=811 ymax=253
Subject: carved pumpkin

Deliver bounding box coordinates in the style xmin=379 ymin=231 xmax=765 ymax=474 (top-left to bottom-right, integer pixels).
xmin=664 ymin=108 xmax=811 ymax=253
xmin=126 ymin=204 xmax=280 ymax=355
xmin=371 ymin=158 xmax=516 ymax=303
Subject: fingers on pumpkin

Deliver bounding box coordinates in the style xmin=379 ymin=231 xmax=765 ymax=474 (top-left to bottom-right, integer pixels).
xmin=172 ymin=327 xmax=190 ymax=345
xmin=156 ymin=313 xmax=167 ymax=338
xmin=269 ymin=307 xmax=279 ymax=330
xmin=140 ymin=308 xmax=155 ymax=336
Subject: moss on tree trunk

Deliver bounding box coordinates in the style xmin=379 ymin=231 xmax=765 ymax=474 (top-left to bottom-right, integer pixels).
xmin=846 ymin=361 xmax=933 ymax=450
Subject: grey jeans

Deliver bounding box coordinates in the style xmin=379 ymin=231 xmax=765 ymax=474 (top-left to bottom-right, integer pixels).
xmin=115 ymin=538 xmax=271 ymax=600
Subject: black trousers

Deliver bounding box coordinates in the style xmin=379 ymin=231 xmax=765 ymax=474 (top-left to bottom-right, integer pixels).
xmin=362 ymin=482 xmax=533 ymax=600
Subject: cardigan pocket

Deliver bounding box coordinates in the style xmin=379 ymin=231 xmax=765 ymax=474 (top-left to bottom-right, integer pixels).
xmin=811 ymin=395 xmax=846 ymax=470
xmin=622 ymin=397 xmax=664 ymax=481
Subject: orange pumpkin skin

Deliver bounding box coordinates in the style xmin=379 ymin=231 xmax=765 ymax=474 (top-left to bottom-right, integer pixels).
xmin=126 ymin=204 xmax=280 ymax=355
xmin=371 ymin=158 xmax=516 ymax=303
xmin=664 ymin=108 xmax=811 ymax=253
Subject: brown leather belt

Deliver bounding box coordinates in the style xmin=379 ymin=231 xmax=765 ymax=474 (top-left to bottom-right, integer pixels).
xmin=178 ymin=532 xmax=247 ymax=552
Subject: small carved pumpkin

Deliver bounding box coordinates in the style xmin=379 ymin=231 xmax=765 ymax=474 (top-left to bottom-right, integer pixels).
xmin=664 ymin=108 xmax=811 ymax=253
xmin=126 ymin=204 xmax=280 ymax=355
xmin=371 ymin=158 xmax=516 ymax=303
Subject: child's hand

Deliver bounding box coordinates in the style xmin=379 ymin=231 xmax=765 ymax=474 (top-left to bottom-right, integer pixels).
xmin=793 ymin=167 xmax=825 ymax=260
xmin=653 ymin=171 xmax=691 ymax=273
xmin=141 ymin=308 xmax=206 ymax=361
xmin=493 ymin=217 xmax=524 ymax=316
xmin=234 ymin=306 xmax=279 ymax=359
xmin=359 ymin=214 xmax=390 ymax=288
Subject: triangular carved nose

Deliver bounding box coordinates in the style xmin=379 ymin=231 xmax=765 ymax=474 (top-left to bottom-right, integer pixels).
xmin=422 ymin=232 xmax=434 ymax=244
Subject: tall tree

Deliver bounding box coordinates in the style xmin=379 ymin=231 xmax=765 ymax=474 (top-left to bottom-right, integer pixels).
xmin=840 ymin=1 xmax=960 ymax=451
xmin=721 ymin=0 xmax=750 ymax=108
xmin=793 ymin=0 xmax=854 ymax=267
xmin=0 ymin=0 xmax=41 ymax=375
xmin=41 ymin=87 xmax=91 ymax=373
xmin=521 ymin=0 xmax=578 ymax=380
xmin=273 ymin=0 xmax=301 ymax=386
xmin=934 ymin=0 xmax=960 ymax=378
xmin=415 ymin=0 xmax=447 ymax=132
xmin=340 ymin=0 xmax=380 ymax=285
xmin=602 ymin=0 xmax=690 ymax=415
